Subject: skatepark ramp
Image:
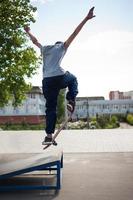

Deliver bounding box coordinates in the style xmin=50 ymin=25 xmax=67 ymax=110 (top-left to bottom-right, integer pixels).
xmin=0 ymin=131 xmax=63 ymax=191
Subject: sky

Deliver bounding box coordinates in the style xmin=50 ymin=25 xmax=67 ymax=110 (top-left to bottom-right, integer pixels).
xmin=29 ymin=0 xmax=133 ymax=99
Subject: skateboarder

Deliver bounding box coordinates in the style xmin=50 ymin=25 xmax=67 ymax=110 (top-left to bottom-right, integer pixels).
xmin=24 ymin=7 xmax=95 ymax=145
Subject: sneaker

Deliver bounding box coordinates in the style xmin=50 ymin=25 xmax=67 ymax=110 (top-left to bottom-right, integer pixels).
xmin=42 ymin=136 xmax=57 ymax=146
xmin=67 ymin=100 xmax=75 ymax=113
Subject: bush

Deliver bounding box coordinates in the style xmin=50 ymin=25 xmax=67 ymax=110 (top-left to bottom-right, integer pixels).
xmin=97 ymin=115 xmax=109 ymax=129
xmin=126 ymin=114 xmax=133 ymax=125
xmin=67 ymin=120 xmax=87 ymax=129
xmin=105 ymin=124 xmax=114 ymax=129
xmin=0 ymin=123 xmax=45 ymax=130
xmin=89 ymin=121 xmax=98 ymax=129
xmin=110 ymin=115 xmax=117 ymax=124
xmin=92 ymin=115 xmax=119 ymax=129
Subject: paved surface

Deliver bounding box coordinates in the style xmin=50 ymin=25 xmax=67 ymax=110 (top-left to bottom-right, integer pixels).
xmin=1 ymin=153 xmax=133 ymax=200
xmin=57 ymin=129 xmax=133 ymax=153
xmin=0 ymin=129 xmax=133 ymax=153
xmin=1 ymin=130 xmax=133 ymax=200
xmin=119 ymin=122 xmax=133 ymax=129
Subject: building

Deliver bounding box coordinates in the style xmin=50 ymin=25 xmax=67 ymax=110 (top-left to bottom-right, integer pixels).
xmin=0 ymin=87 xmax=46 ymax=124
xmin=0 ymin=87 xmax=133 ymax=124
xmin=74 ymin=99 xmax=133 ymax=119
xmin=109 ymin=90 xmax=133 ymax=100
xmin=74 ymin=96 xmax=105 ymax=119
xmin=123 ymin=91 xmax=133 ymax=99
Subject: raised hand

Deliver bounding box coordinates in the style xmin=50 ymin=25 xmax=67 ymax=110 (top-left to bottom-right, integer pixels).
xmin=86 ymin=7 xmax=96 ymax=20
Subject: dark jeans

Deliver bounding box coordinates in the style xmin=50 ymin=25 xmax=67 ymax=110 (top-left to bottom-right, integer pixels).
xmin=42 ymin=71 xmax=78 ymax=134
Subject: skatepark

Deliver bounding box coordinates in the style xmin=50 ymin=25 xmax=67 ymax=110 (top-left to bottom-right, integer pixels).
xmin=0 ymin=129 xmax=133 ymax=200
xmin=1 ymin=0 xmax=133 ymax=199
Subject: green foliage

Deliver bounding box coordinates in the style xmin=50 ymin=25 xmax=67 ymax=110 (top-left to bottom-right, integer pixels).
xmin=97 ymin=115 xmax=109 ymax=129
xmin=115 ymin=114 xmax=126 ymax=122
xmin=0 ymin=122 xmax=45 ymax=130
xmin=66 ymin=114 xmax=120 ymax=130
xmin=0 ymin=0 xmax=40 ymax=107
xmin=126 ymin=114 xmax=133 ymax=125
xmin=89 ymin=121 xmax=99 ymax=129
xmin=94 ymin=115 xmax=119 ymax=129
xmin=57 ymin=89 xmax=66 ymax=123
xmin=68 ymin=120 xmax=87 ymax=129
xmin=110 ymin=115 xmax=117 ymax=124
xmin=104 ymin=124 xmax=114 ymax=129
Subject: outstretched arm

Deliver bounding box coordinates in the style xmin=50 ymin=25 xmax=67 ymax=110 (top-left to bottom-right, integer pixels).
xmin=64 ymin=7 xmax=95 ymax=49
xmin=24 ymin=26 xmax=41 ymax=49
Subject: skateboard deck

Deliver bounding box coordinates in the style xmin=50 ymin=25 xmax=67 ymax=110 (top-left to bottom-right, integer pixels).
xmin=43 ymin=113 xmax=72 ymax=150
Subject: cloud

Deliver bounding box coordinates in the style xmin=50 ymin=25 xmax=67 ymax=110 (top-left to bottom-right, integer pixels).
xmin=71 ymin=30 xmax=133 ymax=54
xmin=30 ymin=30 xmax=133 ymax=98
xmin=65 ymin=30 xmax=133 ymax=68
xmin=62 ymin=30 xmax=133 ymax=98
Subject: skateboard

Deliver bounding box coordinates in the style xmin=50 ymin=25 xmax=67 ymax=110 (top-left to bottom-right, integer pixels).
xmin=43 ymin=112 xmax=72 ymax=150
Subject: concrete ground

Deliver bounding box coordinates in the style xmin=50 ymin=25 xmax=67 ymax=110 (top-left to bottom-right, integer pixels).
xmin=1 ymin=153 xmax=133 ymax=200
xmin=1 ymin=130 xmax=133 ymax=200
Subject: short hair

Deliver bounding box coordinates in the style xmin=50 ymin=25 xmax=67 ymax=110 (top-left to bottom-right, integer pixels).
xmin=55 ymin=41 xmax=62 ymax=44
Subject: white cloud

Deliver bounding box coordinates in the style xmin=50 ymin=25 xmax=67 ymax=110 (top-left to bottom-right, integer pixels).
xmin=30 ymin=30 xmax=133 ymax=99
xmin=62 ymin=30 xmax=133 ymax=98
xmin=71 ymin=30 xmax=133 ymax=54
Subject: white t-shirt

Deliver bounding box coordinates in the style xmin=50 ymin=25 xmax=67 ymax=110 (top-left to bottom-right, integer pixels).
xmin=41 ymin=42 xmax=67 ymax=78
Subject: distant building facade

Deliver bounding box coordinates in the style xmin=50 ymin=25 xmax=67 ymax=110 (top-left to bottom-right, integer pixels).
xmin=74 ymin=96 xmax=105 ymax=119
xmin=74 ymin=99 xmax=133 ymax=119
xmin=0 ymin=87 xmax=46 ymax=124
xmin=0 ymin=87 xmax=133 ymax=124
xmin=109 ymin=90 xmax=133 ymax=100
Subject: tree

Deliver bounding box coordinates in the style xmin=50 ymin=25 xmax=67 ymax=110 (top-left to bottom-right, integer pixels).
xmin=0 ymin=0 xmax=40 ymax=107
xmin=57 ymin=89 xmax=66 ymax=123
